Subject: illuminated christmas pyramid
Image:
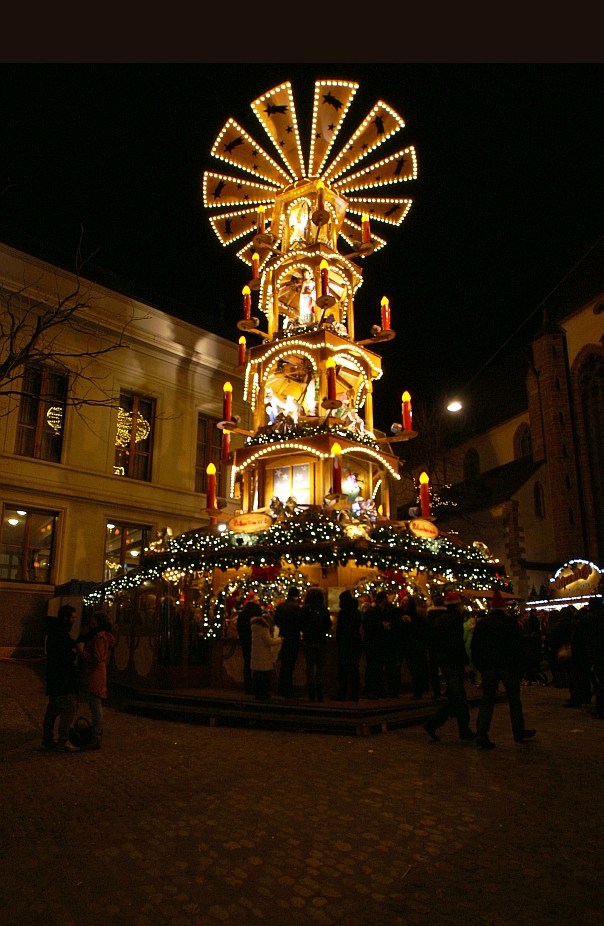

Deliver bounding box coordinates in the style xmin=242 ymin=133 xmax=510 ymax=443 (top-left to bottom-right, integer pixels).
xmin=89 ymin=80 xmax=507 ymax=636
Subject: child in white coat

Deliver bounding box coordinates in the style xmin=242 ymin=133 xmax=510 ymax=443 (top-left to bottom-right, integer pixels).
xmin=250 ymin=610 xmax=282 ymax=700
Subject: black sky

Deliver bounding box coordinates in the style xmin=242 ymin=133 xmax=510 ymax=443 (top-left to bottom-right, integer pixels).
xmin=1 ymin=64 xmax=602 ymax=433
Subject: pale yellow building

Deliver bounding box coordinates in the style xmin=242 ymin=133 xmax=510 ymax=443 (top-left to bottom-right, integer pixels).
xmin=0 ymin=243 xmax=245 ymax=653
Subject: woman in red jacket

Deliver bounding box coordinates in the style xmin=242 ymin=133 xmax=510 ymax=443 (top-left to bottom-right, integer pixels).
xmin=78 ymin=613 xmax=116 ymax=750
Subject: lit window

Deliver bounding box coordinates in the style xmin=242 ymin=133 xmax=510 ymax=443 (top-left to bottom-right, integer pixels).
xmin=0 ymin=506 xmax=57 ymax=583
xmin=15 ymin=365 xmax=67 ymax=463
xmin=272 ymin=463 xmax=311 ymax=506
xmin=196 ymin=415 xmax=225 ymax=496
xmin=114 ymin=393 xmax=155 ymax=480
xmin=104 ymin=522 xmax=151 ymax=582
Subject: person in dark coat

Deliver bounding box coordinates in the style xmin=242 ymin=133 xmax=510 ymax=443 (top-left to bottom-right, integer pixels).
xmin=400 ymin=593 xmax=429 ymax=700
xmin=422 ymin=591 xmax=476 ymax=742
xmin=362 ymin=593 xmax=387 ymax=699
xmin=237 ymin=596 xmax=262 ymax=694
xmin=274 ymin=586 xmax=302 ymax=697
xmin=335 ymin=590 xmax=363 ymax=701
xmin=565 ymin=598 xmax=603 ymax=709
xmin=299 ymin=587 xmax=332 ymax=702
xmin=425 ymin=595 xmax=446 ymax=698
xmin=545 ymin=606 xmax=576 ymax=688
xmin=471 ymin=593 xmax=536 ymax=749
xmin=42 ymin=604 xmax=79 ymax=751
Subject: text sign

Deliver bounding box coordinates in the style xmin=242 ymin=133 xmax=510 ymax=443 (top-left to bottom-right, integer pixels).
xmin=228 ymin=512 xmax=273 ymax=534
xmin=409 ymin=518 xmax=439 ymax=540
xmin=551 ymin=559 xmax=602 ymax=597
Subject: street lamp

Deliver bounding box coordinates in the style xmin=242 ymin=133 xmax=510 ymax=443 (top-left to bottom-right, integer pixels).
xmin=447 ymin=399 xmax=463 ymax=412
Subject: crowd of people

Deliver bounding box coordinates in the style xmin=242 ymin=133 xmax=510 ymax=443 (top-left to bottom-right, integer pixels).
xmin=41 ymin=587 xmax=604 ymax=753
xmin=235 ymin=585 xmax=604 ymax=745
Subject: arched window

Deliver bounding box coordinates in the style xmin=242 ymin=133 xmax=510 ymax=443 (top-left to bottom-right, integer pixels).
xmin=578 ymin=352 xmax=604 ymax=555
xmin=534 ymin=482 xmax=545 ymax=518
xmin=514 ymin=422 xmax=532 ymax=460
xmin=463 ymin=448 xmax=480 ymax=481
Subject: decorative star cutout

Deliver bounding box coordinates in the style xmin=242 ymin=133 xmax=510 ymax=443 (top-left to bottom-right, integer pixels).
xmin=279 ymin=140 xmax=285 ymax=147
xmin=236 ymin=183 xmax=242 ymax=189
xmin=361 ymin=143 xmax=368 ymax=150
xmin=286 ymin=125 xmax=293 ymax=134
xmin=265 ymin=103 xmax=288 ymax=116
xmin=316 ymin=132 xmax=321 ymax=138
xmin=328 ymin=123 xmax=335 ymax=131
xmin=322 ymin=92 xmax=343 ymax=110
xmin=212 ymin=179 xmax=226 ymax=199
xmin=244 ymin=194 xmax=249 ymax=199
xmin=394 ymin=157 xmax=407 ymax=176
xmin=373 ymin=115 xmax=385 ymax=135
xmin=251 ymin=149 xmax=258 ymax=156
xmin=375 ymin=175 xmax=381 ymax=181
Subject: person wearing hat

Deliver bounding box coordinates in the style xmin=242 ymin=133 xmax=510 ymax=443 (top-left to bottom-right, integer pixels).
xmin=275 ymin=587 xmax=303 ymax=697
xmin=470 ymin=588 xmax=536 ymax=749
xmin=423 ymin=591 xmax=477 ymax=742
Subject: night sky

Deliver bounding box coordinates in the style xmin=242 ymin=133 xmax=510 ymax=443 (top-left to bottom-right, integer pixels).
xmin=1 ymin=64 xmax=602 ymax=434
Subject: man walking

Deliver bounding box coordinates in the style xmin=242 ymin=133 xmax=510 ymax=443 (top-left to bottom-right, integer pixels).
xmin=423 ymin=591 xmax=476 ymax=742
xmin=42 ymin=605 xmax=79 ymax=751
xmin=471 ymin=590 xmax=536 ymax=749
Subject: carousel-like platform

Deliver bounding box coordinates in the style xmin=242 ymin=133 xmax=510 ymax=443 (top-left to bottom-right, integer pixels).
xmin=113 ymin=685 xmax=491 ymax=737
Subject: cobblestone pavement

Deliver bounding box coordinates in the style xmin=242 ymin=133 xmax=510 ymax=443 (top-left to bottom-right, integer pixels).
xmin=1 ymin=659 xmax=602 ymax=926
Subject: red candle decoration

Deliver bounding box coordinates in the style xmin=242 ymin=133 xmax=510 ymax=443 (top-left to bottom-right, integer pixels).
xmin=317 ymin=179 xmax=325 ymax=212
xmin=320 ymin=259 xmax=329 ymax=298
xmin=242 ymin=285 xmax=251 ymax=320
xmin=206 ymin=463 xmax=217 ymax=510
xmin=238 ymin=336 xmax=246 ymax=366
xmin=402 ymin=391 xmax=412 ymax=431
xmin=257 ymin=205 xmax=265 ymax=234
xmin=222 ymin=428 xmax=231 ymax=460
xmin=252 ymin=252 xmax=259 ymax=279
xmin=381 ymin=295 xmax=391 ymax=331
xmin=419 ymin=471 xmax=431 ymax=518
xmin=326 ymin=357 xmax=337 ymax=401
xmin=223 ymin=381 xmax=233 ymax=422
xmin=331 ymin=442 xmax=342 ymax=495
xmin=362 ymin=213 xmax=371 ymax=244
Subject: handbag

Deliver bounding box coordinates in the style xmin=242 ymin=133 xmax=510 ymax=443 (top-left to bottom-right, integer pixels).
xmin=69 ymin=716 xmax=95 ymax=748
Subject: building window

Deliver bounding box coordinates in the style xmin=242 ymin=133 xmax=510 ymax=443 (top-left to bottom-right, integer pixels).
xmin=114 ymin=393 xmax=155 ymax=480
xmin=14 ymin=365 xmax=68 ymax=463
xmin=0 ymin=506 xmax=57 ymax=583
xmin=520 ymin=426 xmax=532 ymax=458
xmin=272 ymin=463 xmax=311 ymax=506
xmin=559 ymin=411 xmax=565 ymax=426
xmin=463 ymin=448 xmax=480 ymax=481
xmin=195 ymin=415 xmax=225 ymax=496
xmin=104 ymin=521 xmax=151 ymax=582
xmin=569 ymin=507 xmax=575 ymax=525
xmin=534 ymin=482 xmax=545 ymax=519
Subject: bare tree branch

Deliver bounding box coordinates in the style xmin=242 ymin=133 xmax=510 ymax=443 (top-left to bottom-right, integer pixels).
xmin=0 ymin=234 xmax=137 ymax=415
